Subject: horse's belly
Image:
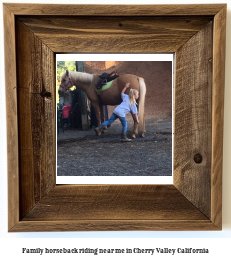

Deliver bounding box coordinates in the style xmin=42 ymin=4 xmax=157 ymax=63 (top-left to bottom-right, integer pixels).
xmin=100 ymin=94 xmax=122 ymax=106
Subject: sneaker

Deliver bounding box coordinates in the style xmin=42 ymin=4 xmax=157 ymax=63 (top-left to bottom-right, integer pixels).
xmin=121 ymin=133 xmax=131 ymax=142
xmin=121 ymin=137 xmax=132 ymax=142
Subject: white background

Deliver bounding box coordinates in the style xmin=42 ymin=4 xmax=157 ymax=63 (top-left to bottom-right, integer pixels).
xmin=0 ymin=0 xmax=231 ymax=260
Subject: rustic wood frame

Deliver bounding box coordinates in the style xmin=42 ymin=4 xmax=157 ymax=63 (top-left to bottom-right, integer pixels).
xmin=4 ymin=4 xmax=226 ymax=232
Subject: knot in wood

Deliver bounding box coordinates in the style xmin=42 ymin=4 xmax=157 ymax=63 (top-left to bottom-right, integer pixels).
xmin=194 ymin=153 xmax=203 ymax=164
xmin=40 ymin=90 xmax=52 ymax=99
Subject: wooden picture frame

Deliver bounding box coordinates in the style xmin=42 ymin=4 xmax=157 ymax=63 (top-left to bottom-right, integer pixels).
xmin=4 ymin=4 xmax=226 ymax=231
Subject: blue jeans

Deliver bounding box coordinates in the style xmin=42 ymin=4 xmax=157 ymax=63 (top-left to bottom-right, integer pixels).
xmin=101 ymin=113 xmax=127 ymax=133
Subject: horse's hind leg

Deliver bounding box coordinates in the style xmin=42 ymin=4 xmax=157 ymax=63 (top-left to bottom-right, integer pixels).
xmin=140 ymin=114 xmax=146 ymax=138
xmin=132 ymin=122 xmax=138 ymax=139
xmin=131 ymin=113 xmax=138 ymax=138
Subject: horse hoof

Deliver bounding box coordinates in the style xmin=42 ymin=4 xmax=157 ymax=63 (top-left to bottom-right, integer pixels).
xmin=94 ymin=127 xmax=101 ymax=136
xmin=140 ymin=133 xmax=145 ymax=138
xmin=131 ymin=134 xmax=136 ymax=139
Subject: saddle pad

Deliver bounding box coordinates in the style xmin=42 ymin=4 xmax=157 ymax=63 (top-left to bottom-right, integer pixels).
xmin=94 ymin=80 xmax=114 ymax=94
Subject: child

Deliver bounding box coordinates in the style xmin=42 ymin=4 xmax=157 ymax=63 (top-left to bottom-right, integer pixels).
xmin=95 ymin=83 xmax=139 ymax=142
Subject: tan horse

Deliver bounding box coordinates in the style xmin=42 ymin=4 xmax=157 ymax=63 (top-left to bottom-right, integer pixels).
xmin=59 ymin=70 xmax=146 ymax=138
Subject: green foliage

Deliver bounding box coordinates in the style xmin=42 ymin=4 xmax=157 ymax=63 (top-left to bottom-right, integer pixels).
xmin=57 ymin=61 xmax=77 ymax=101
xmin=57 ymin=61 xmax=76 ymax=81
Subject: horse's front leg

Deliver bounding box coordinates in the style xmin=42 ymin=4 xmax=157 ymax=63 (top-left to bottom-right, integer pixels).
xmin=99 ymin=103 xmax=107 ymax=133
xmin=91 ymin=101 xmax=101 ymax=128
xmin=131 ymin=113 xmax=138 ymax=139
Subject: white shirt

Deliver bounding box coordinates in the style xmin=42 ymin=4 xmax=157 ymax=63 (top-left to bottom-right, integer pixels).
xmin=113 ymin=93 xmax=138 ymax=117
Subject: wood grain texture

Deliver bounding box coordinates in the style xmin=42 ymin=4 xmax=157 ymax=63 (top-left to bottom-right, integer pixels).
xmin=211 ymin=5 xmax=226 ymax=228
xmin=174 ymin=22 xmax=213 ymax=218
xmin=4 ymin=3 xmax=226 ymax=231
xmin=3 ymin=4 xmax=225 ymax=16
xmin=13 ymin=185 xmax=218 ymax=232
xmin=3 ymin=4 xmax=19 ymax=231
xmin=16 ymin=19 xmax=56 ymax=219
xmin=18 ymin=16 xmax=213 ymax=53
xmin=11 ymin=220 xmax=218 ymax=232
xmin=22 ymin=185 xmax=207 ymax=221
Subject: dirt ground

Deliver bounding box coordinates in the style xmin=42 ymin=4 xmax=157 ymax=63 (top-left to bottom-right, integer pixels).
xmin=57 ymin=61 xmax=172 ymax=177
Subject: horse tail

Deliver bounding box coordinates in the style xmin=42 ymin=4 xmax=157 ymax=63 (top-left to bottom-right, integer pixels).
xmin=138 ymin=77 xmax=146 ymax=134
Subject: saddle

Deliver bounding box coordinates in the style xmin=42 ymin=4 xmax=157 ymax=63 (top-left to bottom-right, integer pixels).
xmin=95 ymin=71 xmax=119 ymax=90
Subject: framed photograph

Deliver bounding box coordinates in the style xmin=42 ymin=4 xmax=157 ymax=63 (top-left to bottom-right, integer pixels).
xmin=4 ymin=4 xmax=226 ymax=231
xmin=56 ymin=54 xmax=173 ymax=185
